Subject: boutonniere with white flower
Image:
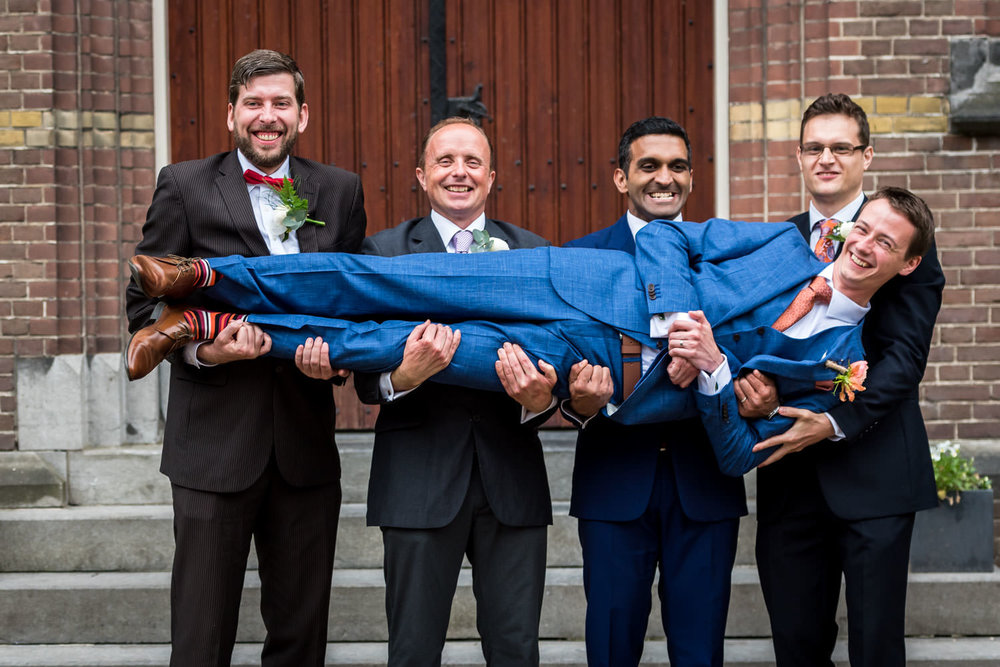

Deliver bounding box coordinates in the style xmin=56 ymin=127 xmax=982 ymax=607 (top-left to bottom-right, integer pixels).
xmin=824 ymin=359 xmax=868 ymax=402
xmin=469 ymin=229 xmax=510 ymax=252
xmin=264 ymin=178 xmax=325 ymax=241
xmin=824 ymin=220 xmax=854 ymax=243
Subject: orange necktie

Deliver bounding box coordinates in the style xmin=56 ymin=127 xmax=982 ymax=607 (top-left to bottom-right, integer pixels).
xmin=773 ymin=276 xmax=833 ymax=332
xmin=813 ymin=218 xmax=838 ymax=263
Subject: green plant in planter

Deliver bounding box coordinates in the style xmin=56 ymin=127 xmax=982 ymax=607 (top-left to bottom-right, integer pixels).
xmin=930 ymin=441 xmax=992 ymax=505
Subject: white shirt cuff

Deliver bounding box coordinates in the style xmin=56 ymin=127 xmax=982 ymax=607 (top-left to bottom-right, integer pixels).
xmin=521 ymin=396 xmax=557 ymax=424
xmin=824 ymin=413 xmax=845 ymax=441
xmin=182 ymin=341 xmax=217 ymax=368
xmin=379 ymin=371 xmax=415 ymax=402
xmin=696 ymin=359 xmax=731 ymax=395
xmin=649 ymin=311 xmax=693 ymax=339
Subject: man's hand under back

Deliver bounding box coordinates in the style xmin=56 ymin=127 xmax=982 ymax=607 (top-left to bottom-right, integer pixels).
xmin=495 ymin=342 xmax=557 ymax=413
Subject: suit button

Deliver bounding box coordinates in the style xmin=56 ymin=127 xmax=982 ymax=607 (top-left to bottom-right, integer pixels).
xmin=733 ymin=333 xmax=741 ymax=342
xmin=647 ymin=283 xmax=656 ymax=300
xmin=656 ymin=341 xmax=663 ymax=350
xmin=757 ymin=327 xmax=765 ymax=335
xmin=471 ymin=415 xmax=481 ymax=423
xmin=722 ymin=404 xmax=729 ymax=422
xmin=275 ymin=366 xmax=284 ymax=374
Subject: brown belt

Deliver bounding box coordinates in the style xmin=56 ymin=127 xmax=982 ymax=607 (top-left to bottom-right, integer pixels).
xmin=621 ymin=334 xmax=642 ymax=401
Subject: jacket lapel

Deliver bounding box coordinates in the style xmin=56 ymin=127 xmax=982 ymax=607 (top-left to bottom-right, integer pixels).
xmin=409 ymin=216 xmax=448 ymax=254
xmin=608 ymin=215 xmax=638 ymax=255
xmin=216 ymin=151 xmax=270 ymax=257
xmin=289 ymin=157 xmax=320 ymax=253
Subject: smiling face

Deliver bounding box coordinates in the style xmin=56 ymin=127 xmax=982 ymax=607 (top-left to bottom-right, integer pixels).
xmin=832 ymin=197 xmax=922 ymax=305
xmin=797 ymin=113 xmax=873 ymax=216
xmin=227 ymin=72 xmax=308 ymax=172
xmin=615 ymin=134 xmax=692 ymax=222
xmin=416 ymin=124 xmax=495 ymax=228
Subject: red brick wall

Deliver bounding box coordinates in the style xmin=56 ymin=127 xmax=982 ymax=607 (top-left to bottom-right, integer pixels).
xmin=728 ymin=0 xmax=1000 ymax=442
xmin=0 ymin=0 xmax=156 ymax=449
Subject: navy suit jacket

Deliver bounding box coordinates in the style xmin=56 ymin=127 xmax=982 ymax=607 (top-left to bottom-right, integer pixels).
xmin=756 ymin=208 xmax=944 ymax=521
xmin=563 ymin=216 xmax=747 ymax=523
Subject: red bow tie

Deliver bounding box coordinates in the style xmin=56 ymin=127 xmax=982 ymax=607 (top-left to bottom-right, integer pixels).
xmin=244 ymin=169 xmax=291 ymax=188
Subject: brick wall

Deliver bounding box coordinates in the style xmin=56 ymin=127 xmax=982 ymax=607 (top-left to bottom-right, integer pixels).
xmin=0 ymin=0 xmax=155 ymax=449
xmin=0 ymin=0 xmax=996 ymax=453
xmin=728 ymin=0 xmax=1000 ymax=442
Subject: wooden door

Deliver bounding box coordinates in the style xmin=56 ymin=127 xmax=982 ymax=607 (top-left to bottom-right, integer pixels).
xmin=169 ymin=0 xmax=716 ymax=428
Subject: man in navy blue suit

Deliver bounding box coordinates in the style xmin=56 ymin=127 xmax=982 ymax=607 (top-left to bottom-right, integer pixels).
xmin=560 ymin=117 xmax=747 ymax=667
xmin=745 ymin=94 xmax=945 ymax=667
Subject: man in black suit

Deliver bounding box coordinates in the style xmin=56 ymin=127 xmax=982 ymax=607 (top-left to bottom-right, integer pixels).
xmin=125 ymin=50 xmax=366 ymax=666
xmin=746 ymin=93 xmax=945 ymax=666
xmin=350 ymin=118 xmax=557 ymax=666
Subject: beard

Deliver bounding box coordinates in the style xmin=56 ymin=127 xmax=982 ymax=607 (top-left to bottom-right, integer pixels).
xmin=232 ymin=124 xmax=299 ymax=170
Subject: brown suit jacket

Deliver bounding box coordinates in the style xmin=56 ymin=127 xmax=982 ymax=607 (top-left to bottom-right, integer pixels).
xmin=126 ymin=150 xmax=366 ymax=492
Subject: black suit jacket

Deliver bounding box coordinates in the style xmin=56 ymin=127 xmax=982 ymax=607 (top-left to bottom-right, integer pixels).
xmin=125 ymin=150 xmax=367 ymax=492
xmin=355 ymin=216 xmax=555 ymax=529
xmin=758 ymin=207 xmax=943 ymax=521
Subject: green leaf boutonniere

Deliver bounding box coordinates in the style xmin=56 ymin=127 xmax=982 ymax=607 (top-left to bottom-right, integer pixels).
xmin=469 ymin=229 xmax=510 ymax=252
xmin=265 ymin=178 xmax=326 ymax=241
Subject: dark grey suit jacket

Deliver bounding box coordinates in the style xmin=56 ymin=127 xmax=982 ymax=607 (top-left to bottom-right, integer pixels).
xmin=125 ymin=150 xmax=367 ymax=492
xmin=355 ymin=216 xmax=556 ymax=529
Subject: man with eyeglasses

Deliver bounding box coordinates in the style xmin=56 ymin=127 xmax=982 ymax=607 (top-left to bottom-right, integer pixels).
xmin=744 ymin=93 xmax=946 ymax=666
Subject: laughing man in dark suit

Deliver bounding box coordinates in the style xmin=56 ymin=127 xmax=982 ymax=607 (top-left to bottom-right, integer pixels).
xmin=748 ymin=93 xmax=945 ymax=667
xmin=338 ymin=118 xmax=558 ymax=666
xmin=125 ymin=50 xmax=366 ymax=667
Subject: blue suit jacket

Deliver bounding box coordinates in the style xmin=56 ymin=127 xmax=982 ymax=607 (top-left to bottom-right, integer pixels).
xmin=563 ymin=216 xmax=747 ymax=523
xmin=218 ymin=215 xmax=865 ymax=432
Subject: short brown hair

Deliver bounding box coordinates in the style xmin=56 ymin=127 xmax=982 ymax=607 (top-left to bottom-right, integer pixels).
xmin=863 ymin=186 xmax=935 ymax=259
xmin=418 ymin=117 xmax=495 ymax=171
xmin=228 ymin=50 xmax=305 ymax=107
xmin=800 ymin=93 xmax=870 ymax=147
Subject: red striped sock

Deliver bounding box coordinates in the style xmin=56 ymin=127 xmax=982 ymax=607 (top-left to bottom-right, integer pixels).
xmin=182 ymin=309 xmax=245 ymax=340
xmin=191 ymin=259 xmax=217 ymax=288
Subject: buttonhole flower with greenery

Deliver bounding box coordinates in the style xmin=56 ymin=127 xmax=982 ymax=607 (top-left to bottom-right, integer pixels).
xmin=265 ymin=178 xmax=325 ymax=241
xmin=825 ymin=220 xmax=854 ymax=243
xmin=469 ymin=229 xmax=509 ymax=252
xmin=823 ymin=359 xmax=868 ymax=402
xmin=930 ymin=441 xmax=992 ymax=505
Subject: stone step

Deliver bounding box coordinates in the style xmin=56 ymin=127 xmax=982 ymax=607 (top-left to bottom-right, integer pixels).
xmin=0 ymin=638 xmax=998 ymax=666
xmin=1 ymin=567 xmax=998 ymax=645
xmin=0 ymin=502 xmax=758 ymax=572
xmin=52 ymin=431 xmax=760 ymax=506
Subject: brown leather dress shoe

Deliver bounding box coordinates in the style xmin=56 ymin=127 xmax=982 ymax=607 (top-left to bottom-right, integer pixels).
xmin=128 ymin=254 xmax=203 ymax=300
xmin=125 ymin=305 xmax=194 ymax=380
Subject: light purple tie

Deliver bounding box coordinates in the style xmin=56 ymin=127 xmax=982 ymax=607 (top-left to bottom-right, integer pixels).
xmin=452 ymin=229 xmax=474 ymax=253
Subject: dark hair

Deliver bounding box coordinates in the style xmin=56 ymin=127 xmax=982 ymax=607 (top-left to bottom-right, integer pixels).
xmin=864 ymin=186 xmax=935 ymax=258
xmin=618 ymin=116 xmax=692 ymax=171
xmin=799 ymin=93 xmax=870 ymax=147
xmin=228 ymin=50 xmax=305 ymax=107
xmin=418 ymin=117 xmax=496 ymax=171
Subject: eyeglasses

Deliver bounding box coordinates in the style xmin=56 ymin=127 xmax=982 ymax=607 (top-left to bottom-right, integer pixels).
xmin=800 ymin=143 xmax=867 ymax=158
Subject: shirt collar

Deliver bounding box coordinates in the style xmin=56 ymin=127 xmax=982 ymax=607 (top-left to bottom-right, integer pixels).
xmin=429 ymin=210 xmax=487 ymax=248
xmin=808 ymin=191 xmax=865 ymax=229
xmin=626 ymin=210 xmax=683 ymax=240
xmin=237 ymin=150 xmax=291 ymax=183
xmin=821 ymin=263 xmax=871 ymax=325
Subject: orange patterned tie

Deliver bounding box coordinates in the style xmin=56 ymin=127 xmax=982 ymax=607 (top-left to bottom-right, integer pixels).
xmin=813 ymin=218 xmax=838 ymax=263
xmin=773 ymin=276 xmax=833 ymax=332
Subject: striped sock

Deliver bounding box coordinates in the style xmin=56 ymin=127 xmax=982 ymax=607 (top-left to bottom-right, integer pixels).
xmin=182 ymin=309 xmax=245 ymax=340
xmin=190 ymin=259 xmax=217 ymax=288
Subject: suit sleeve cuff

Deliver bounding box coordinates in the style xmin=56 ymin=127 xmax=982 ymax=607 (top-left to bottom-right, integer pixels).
xmin=825 ymin=413 xmax=845 ymax=441
xmin=521 ymin=396 xmax=557 ymax=424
